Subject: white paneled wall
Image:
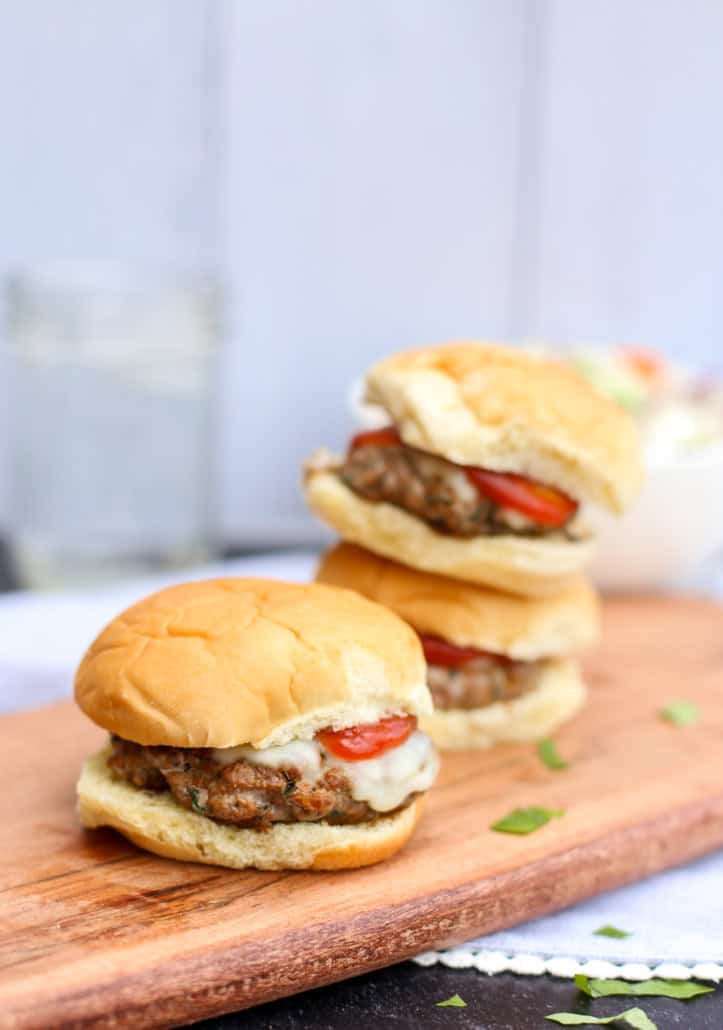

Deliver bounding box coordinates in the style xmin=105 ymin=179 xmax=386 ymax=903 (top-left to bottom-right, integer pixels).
xmin=0 ymin=0 xmax=219 ymax=270
xmin=0 ymin=0 xmax=222 ymax=523
xmin=1 ymin=1 xmax=722 ymax=543
xmin=525 ymin=0 xmax=723 ymax=360
xmin=219 ymin=0 xmax=528 ymax=540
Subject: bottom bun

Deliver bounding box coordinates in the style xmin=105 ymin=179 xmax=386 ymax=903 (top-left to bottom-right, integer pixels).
xmin=420 ymin=658 xmax=586 ymax=750
xmin=77 ymin=748 xmax=424 ymax=871
xmin=304 ymin=469 xmax=595 ymax=598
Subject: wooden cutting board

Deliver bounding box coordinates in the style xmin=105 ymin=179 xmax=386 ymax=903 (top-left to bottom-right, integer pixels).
xmin=2 ymin=596 xmax=723 ymax=1030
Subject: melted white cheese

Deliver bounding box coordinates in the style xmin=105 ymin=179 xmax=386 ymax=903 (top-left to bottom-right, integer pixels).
xmin=210 ymin=740 xmax=322 ymax=782
xmin=323 ymin=731 xmax=440 ymax=813
xmin=210 ymin=729 xmax=439 ymax=814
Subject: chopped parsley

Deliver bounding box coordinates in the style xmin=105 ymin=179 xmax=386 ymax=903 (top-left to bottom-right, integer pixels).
xmin=660 ymin=700 xmax=700 ymax=727
xmin=189 ymin=787 xmax=209 ymax=815
xmin=436 ymin=994 xmax=466 ymax=1008
xmin=576 ymin=973 xmax=713 ymax=1000
xmin=491 ymin=806 xmax=565 ymax=834
xmin=538 ymin=738 xmax=569 ymax=771
xmin=546 ymin=1009 xmax=656 ymax=1029
xmin=282 ymin=772 xmax=297 ymax=797
xmin=593 ymin=925 xmax=632 ymax=939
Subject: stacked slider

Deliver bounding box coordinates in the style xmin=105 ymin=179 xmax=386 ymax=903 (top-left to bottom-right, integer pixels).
xmin=304 ymin=342 xmax=642 ymax=748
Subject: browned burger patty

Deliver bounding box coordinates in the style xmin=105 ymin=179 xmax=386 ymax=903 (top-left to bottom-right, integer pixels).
xmin=340 ymin=443 xmax=577 ymax=538
xmin=427 ymin=657 xmax=540 ymax=710
xmin=108 ymin=737 xmax=411 ymax=830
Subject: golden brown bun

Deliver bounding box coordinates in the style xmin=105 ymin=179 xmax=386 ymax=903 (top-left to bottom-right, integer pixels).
xmin=317 ymin=544 xmax=599 ymax=659
xmin=75 ymin=578 xmax=430 ymax=750
xmin=420 ymin=659 xmax=586 ymax=750
xmin=304 ymin=469 xmax=595 ymax=598
xmin=78 ymin=748 xmax=422 ymax=870
xmin=365 ymin=342 xmax=643 ymax=513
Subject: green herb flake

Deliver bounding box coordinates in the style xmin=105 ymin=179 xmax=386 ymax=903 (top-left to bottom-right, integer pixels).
xmin=545 ymin=1008 xmax=657 ymax=1029
xmin=593 ymin=925 xmax=632 ymax=939
xmin=435 ymin=993 xmax=466 ymax=1008
xmin=282 ymin=774 xmax=297 ymax=797
xmin=575 ymin=973 xmax=713 ymax=1000
xmin=538 ymin=738 xmax=569 ymax=771
xmin=491 ymin=806 xmax=565 ymax=834
xmin=659 ymin=700 xmax=700 ymax=727
xmin=189 ymin=787 xmax=208 ymax=815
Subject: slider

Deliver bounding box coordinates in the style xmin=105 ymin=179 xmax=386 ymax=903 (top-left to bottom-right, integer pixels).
xmin=75 ymin=578 xmax=439 ymax=870
xmin=305 ymin=342 xmax=642 ymax=597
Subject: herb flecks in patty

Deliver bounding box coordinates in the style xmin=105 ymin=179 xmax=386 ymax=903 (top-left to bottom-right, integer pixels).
xmin=108 ymin=736 xmax=414 ymax=831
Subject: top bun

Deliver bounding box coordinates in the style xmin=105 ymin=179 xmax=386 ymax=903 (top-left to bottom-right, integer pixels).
xmin=316 ymin=544 xmax=599 ymax=660
xmin=75 ymin=579 xmax=430 ymax=750
xmin=365 ymin=342 xmax=643 ymax=513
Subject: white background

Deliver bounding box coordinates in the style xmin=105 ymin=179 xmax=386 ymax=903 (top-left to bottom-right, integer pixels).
xmin=1 ymin=0 xmax=722 ymax=543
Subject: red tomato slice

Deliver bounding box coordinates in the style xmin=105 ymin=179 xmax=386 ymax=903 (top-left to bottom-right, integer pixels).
xmin=420 ymin=634 xmax=500 ymax=668
xmin=347 ymin=424 xmax=576 ymax=528
xmin=465 ymin=468 xmax=578 ymax=528
xmin=318 ymin=714 xmax=416 ymax=761
xmin=348 ymin=426 xmax=401 ymax=451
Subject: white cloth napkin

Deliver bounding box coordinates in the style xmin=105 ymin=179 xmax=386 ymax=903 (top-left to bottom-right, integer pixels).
xmin=2 ymin=551 xmax=721 ymax=979
xmin=416 ymin=850 xmax=723 ymax=981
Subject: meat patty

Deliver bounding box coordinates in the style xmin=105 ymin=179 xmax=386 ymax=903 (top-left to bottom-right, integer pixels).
xmin=108 ymin=737 xmax=411 ymax=830
xmin=427 ymin=657 xmax=541 ymax=710
xmin=340 ymin=443 xmax=576 ymax=538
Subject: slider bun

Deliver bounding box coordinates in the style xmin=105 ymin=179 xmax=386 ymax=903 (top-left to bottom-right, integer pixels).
xmin=75 ymin=578 xmax=430 ymax=750
xmin=366 ymin=342 xmax=643 ymax=513
xmin=420 ymin=658 xmax=586 ymax=750
xmin=304 ymin=470 xmax=595 ymax=598
xmin=78 ymin=748 xmax=423 ymax=871
xmin=317 ymin=543 xmax=599 ymax=660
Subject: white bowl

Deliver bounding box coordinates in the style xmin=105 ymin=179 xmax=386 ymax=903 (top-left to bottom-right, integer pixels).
xmin=587 ymin=441 xmax=723 ymax=591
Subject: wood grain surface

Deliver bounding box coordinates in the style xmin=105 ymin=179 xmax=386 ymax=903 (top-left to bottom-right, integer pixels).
xmin=1 ymin=596 xmax=722 ymax=1030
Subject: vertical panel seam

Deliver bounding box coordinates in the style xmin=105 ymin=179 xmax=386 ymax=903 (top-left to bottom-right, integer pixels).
xmin=505 ymin=0 xmax=550 ymax=340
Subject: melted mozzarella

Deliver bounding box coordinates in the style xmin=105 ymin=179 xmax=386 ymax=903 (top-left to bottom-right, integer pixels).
xmin=210 ymin=729 xmax=439 ymax=814
xmin=324 ymin=731 xmax=439 ymax=813
xmin=210 ymin=740 xmax=322 ymax=782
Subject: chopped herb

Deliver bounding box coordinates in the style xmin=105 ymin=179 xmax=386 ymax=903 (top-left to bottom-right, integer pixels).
xmin=538 ymin=738 xmax=569 ymax=771
xmin=593 ymin=925 xmax=632 ymax=939
xmin=189 ymin=787 xmax=209 ymax=815
xmin=283 ymin=777 xmax=297 ymax=797
xmin=575 ymin=973 xmax=713 ymax=1000
xmin=660 ymin=700 xmax=700 ymax=727
xmin=546 ymin=1009 xmax=656 ymax=1029
xmin=491 ymin=806 xmax=564 ymax=834
xmin=436 ymin=994 xmax=466 ymax=1008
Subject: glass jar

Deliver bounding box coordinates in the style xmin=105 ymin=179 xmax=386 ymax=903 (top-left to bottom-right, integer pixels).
xmin=6 ymin=261 xmax=219 ymax=588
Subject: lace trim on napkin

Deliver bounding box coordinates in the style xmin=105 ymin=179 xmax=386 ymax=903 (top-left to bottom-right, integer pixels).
xmin=414 ymin=949 xmax=723 ymax=982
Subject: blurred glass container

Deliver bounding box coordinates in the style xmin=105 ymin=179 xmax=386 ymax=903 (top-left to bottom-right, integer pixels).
xmin=6 ymin=261 xmax=219 ymax=589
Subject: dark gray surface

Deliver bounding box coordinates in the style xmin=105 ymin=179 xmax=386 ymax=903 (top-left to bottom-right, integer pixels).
xmin=192 ymin=963 xmax=720 ymax=1029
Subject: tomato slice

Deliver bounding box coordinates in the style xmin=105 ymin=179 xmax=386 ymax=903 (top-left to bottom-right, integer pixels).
xmin=465 ymin=468 xmax=578 ymax=528
xmin=347 ymin=424 xmax=577 ymax=528
xmin=349 ymin=426 xmax=401 ymax=451
xmin=318 ymin=714 xmax=416 ymax=761
xmin=420 ymin=634 xmax=500 ymax=668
